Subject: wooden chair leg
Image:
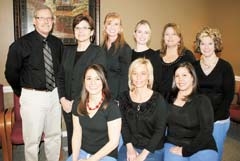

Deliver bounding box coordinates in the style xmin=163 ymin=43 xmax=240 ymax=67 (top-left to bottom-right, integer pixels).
xmin=0 ymin=112 xmax=9 ymax=161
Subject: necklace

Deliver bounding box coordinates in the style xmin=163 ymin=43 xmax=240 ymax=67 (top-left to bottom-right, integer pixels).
xmin=87 ymin=94 xmax=105 ymax=110
xmin=200 ymin=56 xmax=218 ymax=70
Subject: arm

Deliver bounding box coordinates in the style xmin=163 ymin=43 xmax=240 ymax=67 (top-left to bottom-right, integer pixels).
xmin=118 ymin=44 xmax=132 ymax=94
xmin=71 ymin=115 xmax=82 ymax=161
xmin=5 ymin=42 xmax=22 ymax=96
xmin=182 ymin=96 xmax=214 ymax=157
xmin=88 ymin=118 xmax=122 ymax=161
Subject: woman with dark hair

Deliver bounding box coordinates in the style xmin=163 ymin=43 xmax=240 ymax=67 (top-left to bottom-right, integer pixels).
xmin=102 ymin=12 xmax=132 ymax=99
xmin=157 ymin=23 xmax=195 ymax=99
xmin=193 ymin=27 xmax=235 ymax=161
xmin=118 ymin=58 xmax=167 ymax=161
xmin=67 ymin=64 xmax=121 ymax=161
xmin=164 ymin=62 xmax=218 ymax=161
xmin=57 ymin=13 xmax=106 ymax=155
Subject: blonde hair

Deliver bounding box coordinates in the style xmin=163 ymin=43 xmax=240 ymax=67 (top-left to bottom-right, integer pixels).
xmin=194 ymin=26 xmax=223 ymax=55
xmin=128 ymin=58 xmax=154 ymax=91
xmin=102 ymin=12 xmax=125 ymax=53
xmin=134 ymin=19 xmax=152 ymax=45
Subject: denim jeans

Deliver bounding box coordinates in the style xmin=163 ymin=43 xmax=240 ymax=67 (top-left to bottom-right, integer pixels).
xmin=118 ymin=145 xmax=163 ymax=161
xmin=164 ymin=143 xmax=218 ymax=161
xmin=66 ymin=149 xmax=117 ymax=161
xmin=213 ymin=118 xmax=230 ymax=161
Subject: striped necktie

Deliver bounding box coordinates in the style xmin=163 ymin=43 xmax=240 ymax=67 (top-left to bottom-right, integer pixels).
xmin=43 ymin=39 xmax=55 ymax=91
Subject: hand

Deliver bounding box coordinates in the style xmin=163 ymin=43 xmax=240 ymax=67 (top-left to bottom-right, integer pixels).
xmin=60 ymin=97 xmax=73 ymax=113
xmin=127 ymin=147 xmax=138 ymax=161
xmin=170 ymin=146 xmax=183 ymax=156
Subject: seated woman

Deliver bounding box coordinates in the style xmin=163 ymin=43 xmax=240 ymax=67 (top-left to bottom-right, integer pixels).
xmin=164 ymin=62 xmax=217 ymax=161
xmin=67 ymin=64 xmax=122 ymax=161
xmin=118 ymin=58 xmax=167 ymax=161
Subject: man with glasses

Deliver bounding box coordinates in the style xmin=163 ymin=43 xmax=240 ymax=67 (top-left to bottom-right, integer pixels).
xmin=5 ymin=4 xmax=63 ymax=161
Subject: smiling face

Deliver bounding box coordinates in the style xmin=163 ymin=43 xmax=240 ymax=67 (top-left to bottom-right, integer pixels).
xmin=164 ymin=27 xmax=181 ymax=48
xmin=104 ymin=18 xmax=122 ymax=38
xmin=74 ymin=20 xmax=94 ymax=43
xmin=84 ymin=69 xmax=103 ymax=96
xmin=174 ymin=67 xmax=193 ymax=93
xmin=134 ymin=23 xmax=151 ymax=45
xmin=131 ymin=64 xmax=149 ymax=89
xmin=33 ymin=8 xmax=54 ymax=37
xmin=199 ymin=36 xmax=216 ymax=57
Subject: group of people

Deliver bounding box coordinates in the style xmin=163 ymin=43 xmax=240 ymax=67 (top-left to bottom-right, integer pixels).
xmin=4 ymin=4 xmax=235 ymax=161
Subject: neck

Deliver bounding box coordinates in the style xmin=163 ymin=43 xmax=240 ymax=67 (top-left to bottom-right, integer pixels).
xmin=132 ymin=87 xmax=151 ymax=102
xmin=135 ymin=44 xmax=149 ymax=52
xmin=166 ymin=46 xmax=178 ymax=55
xmin=89 ymin=93 xmax=102 ymax=103
xmin=77 ymin=41 xmax=90 ymax=51
xmin=108 ymin=35 xmax=118 ymax=44
xmin=201 ymin=54 xmax=218 ymax=63
xmin=178 ymin=89 xmax=192 ymax=99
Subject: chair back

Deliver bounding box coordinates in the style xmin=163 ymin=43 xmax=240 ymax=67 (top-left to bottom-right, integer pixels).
xmin=0 ymin=84 xmax=4 ymax=111
xmin=13 ymin=95 xmax=21 ymax=122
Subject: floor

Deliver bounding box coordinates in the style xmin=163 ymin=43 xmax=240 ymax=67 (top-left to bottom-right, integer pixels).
xmin=1 ymin=122 xmax=240 ymax=161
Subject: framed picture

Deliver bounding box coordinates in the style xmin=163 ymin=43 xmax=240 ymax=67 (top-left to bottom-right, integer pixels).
xmin=13 ymin=0 xmax=100 ymax=45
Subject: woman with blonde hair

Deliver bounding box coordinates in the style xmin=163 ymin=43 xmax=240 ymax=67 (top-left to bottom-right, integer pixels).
xmin=118 ymin=58 xmax=167 ymax=161
xmin=132 ymin=19 xmax=161 ymax=90
xmin=102 ymin=12 xmax=132 ymax=99
xmin=193 ymin=27 xmax=235 ymax=161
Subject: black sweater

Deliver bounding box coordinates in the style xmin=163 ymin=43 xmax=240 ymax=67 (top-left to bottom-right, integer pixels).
xmin=166 ymin=94 xmax=217 ymax=157
xmin=193 ymin=58 xmax=235 ymax=121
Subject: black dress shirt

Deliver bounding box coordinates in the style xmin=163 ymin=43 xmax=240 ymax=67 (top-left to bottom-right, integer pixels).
xmin=5 ymin=30 xmax=63 ymax=96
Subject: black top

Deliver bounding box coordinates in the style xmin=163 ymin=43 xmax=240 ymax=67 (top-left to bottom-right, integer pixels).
xmin=57 ymin=44 xmax=106 ymax=100
xmin=193 ymin=59 xmax=235 ymax=121
xmin=157 ymin=49 xmax=195 ymax=98
xmin=132 ymin=49 xmax=162 ymax=91
xmin=72 ymin=99 xmax=121 ymax=159
xmin=5 ymin=30 xmax=63 ymax=96
xmin=166 ymin=94 xmax=217 ymax=157
xmin=118 ymin=91 xmax=167 ymax=152
xmin=103 ymin=42 xmax=132 ymax=99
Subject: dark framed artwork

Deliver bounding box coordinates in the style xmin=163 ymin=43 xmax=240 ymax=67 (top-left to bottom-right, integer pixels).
xmin=13 ymin=0 xmax=100 ymax=45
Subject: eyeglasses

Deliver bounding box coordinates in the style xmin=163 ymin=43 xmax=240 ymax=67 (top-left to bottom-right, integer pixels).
xmin=35 ymin=17 xmax=53 ymax=22
xmin=74 ymin=26 xmax=91 ymax=31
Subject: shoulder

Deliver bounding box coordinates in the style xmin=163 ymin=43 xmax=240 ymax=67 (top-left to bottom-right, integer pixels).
xmin=48 ymin=34 xmax=63 ymax=46
xmin=191 ymin=94 xmax=211 ymax=105
xmin=181 ymin=48 xmax=196 ymax=61
xmin=88 ymin=44 xmax=105 ymax=53
xmin=218 ymin=58 xmax=233 ymax=68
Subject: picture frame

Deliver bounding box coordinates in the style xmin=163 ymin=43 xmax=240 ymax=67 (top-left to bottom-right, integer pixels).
xmin=13 ymin=0 xmax=100 ymax=45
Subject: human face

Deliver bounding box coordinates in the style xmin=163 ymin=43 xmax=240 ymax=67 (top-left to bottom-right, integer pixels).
xmin=74 ymin=20 xmax=93 ymax=43
xmin=131 ymin=64 xmax=149 ymax=89
xmin=199 ymin=36 xmax=215 ymax=57
xmin=104 ymin=18 xmax=121 ymax=38
xmin=85 ymin=69 xmax=103 ymax=96
xmin=174 ymin=67 xmax=193 ymax=92
xmin=33 ymin=9 xmax=54 ymax=37
xmin=134 ymin=24 xmax=151 ymax=45
xmin=164 ymin=27 xmax=180 ymax=47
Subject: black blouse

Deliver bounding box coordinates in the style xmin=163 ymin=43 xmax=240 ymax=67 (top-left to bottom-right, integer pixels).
xmin=118 ymin=91 xmax=167 ymax=152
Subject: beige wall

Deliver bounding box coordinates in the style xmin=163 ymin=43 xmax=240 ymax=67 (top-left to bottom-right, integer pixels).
xmin=0 ymin=0 xmax=239 ymax=88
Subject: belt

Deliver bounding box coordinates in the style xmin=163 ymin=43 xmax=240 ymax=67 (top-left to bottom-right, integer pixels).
xmin=23 ymin=87 xmax=51 ymax=92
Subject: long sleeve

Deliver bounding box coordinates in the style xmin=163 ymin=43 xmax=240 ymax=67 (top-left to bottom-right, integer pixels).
xmin=182 ymin=96 xmax=215 ymax=156
xmin=5 ymin=42 xmax=22 ymax=96
xmin=118 ymin=43 xmax=132 ymax=94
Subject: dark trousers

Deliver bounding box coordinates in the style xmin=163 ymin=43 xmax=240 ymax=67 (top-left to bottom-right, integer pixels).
xmin=62 ymin=110 xmax=73 ymax=156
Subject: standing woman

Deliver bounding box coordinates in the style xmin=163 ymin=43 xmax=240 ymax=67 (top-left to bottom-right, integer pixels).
xmin=157 ymin=23 xmax=195 ymax=99
xmin=132 ymin=19 xmax=161 ymax=90
xmin=118 ymin=58 xmax=167 ymax=161
xmin=57 ymin=13 xmax=106 ymax=156
xmin=67 ymin=64 xmax=122 ymax=161
xmin=164 ymin=62 xmax=218 ymax=161
xmin=102 ymin=12 xmax=132 ymax=99
xmin=193 ymin=27 xmax=235 ymax=161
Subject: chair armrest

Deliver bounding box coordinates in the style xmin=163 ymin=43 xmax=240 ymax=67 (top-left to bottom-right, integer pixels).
xmin=0 ymin=110 xmax=7 ymax=136
xmin=5 ymin=108 xmax=15 ymax=140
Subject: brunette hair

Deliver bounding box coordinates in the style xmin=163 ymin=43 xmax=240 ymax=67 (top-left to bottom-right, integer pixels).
xmin=160 ymin=23 xmax=185 ymax=57
xmin=102 ymin=12 xmax=125 ymax=53
xmin=77 ymin=64 xmax=111 ymax=115
xmin=194 ymin=26 xmax=223 ymax=55
xmin=169 ymin=62 xmax=197 ymax=103
xmin=72 ymin=13 xmax=95 ymax=42
xmin=128 ymin=58 xmax=154 ymax=91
